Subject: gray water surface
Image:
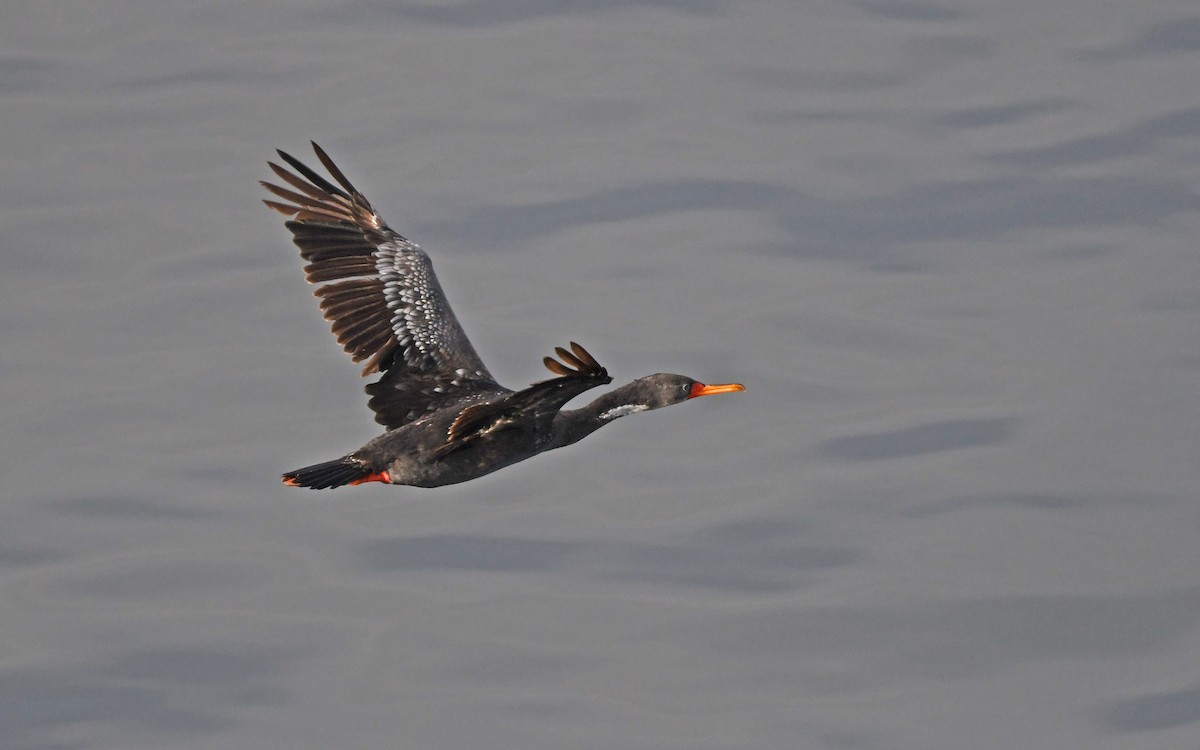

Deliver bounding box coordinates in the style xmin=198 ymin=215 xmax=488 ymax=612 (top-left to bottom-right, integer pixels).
xmin=3 ymin=1 xmax=1199 ymax=748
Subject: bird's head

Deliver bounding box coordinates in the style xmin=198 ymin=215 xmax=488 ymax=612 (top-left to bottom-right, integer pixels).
xmin=626 ymin=373 xmax=745 ymax=410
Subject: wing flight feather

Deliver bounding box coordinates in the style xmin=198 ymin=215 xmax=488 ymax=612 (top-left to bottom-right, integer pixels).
xmin=263 ymin=143 xmax=499 ymax=429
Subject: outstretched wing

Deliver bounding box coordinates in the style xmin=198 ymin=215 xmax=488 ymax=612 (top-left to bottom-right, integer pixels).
xmin=263 ymin=142 xmax=500 ymax=429
xmin=433 ymin=343 xmax=612 ymax=459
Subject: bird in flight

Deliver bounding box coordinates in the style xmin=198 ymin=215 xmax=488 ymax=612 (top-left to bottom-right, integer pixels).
xmin=263 ymin=143 xmax=744 ymax=489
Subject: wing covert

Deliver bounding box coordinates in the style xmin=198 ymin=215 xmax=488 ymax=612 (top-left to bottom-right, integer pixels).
xmin=263 ymin=143 xmax=499 ymax=429
xmin=433 ymin=343 xmax=611 ymax=458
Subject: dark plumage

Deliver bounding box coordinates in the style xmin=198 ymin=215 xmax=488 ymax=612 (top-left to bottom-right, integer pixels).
xmin=263 ymin=143 xmax=744 ymax=489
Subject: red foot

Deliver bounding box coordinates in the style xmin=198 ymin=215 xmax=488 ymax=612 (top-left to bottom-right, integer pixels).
xmin=349 ymin=470 xmax=392 ymax=486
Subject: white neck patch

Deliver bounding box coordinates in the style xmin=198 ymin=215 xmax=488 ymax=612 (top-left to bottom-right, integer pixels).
xmin=599 ymin=403 xmax=649 ymax=421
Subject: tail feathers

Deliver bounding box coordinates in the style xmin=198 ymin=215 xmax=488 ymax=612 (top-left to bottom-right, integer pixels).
xmin=282 ymin=456 xmax=390 ymax=490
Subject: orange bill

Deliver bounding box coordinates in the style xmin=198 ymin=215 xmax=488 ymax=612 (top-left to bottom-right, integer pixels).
xmin=688 ymin=382 xmax=746 ymax=399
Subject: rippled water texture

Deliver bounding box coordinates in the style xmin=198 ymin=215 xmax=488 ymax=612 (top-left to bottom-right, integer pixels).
xmin=3 ymin=1 xmax=1199 ymax=748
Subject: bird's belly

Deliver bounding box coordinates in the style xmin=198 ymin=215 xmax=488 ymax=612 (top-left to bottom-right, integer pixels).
xmin=383 ymin=433 xmax=542 ymax=488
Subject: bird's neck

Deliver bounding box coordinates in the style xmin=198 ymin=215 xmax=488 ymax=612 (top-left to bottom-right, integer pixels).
xmin=547 ymin=382 xmax=652 ymax=450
